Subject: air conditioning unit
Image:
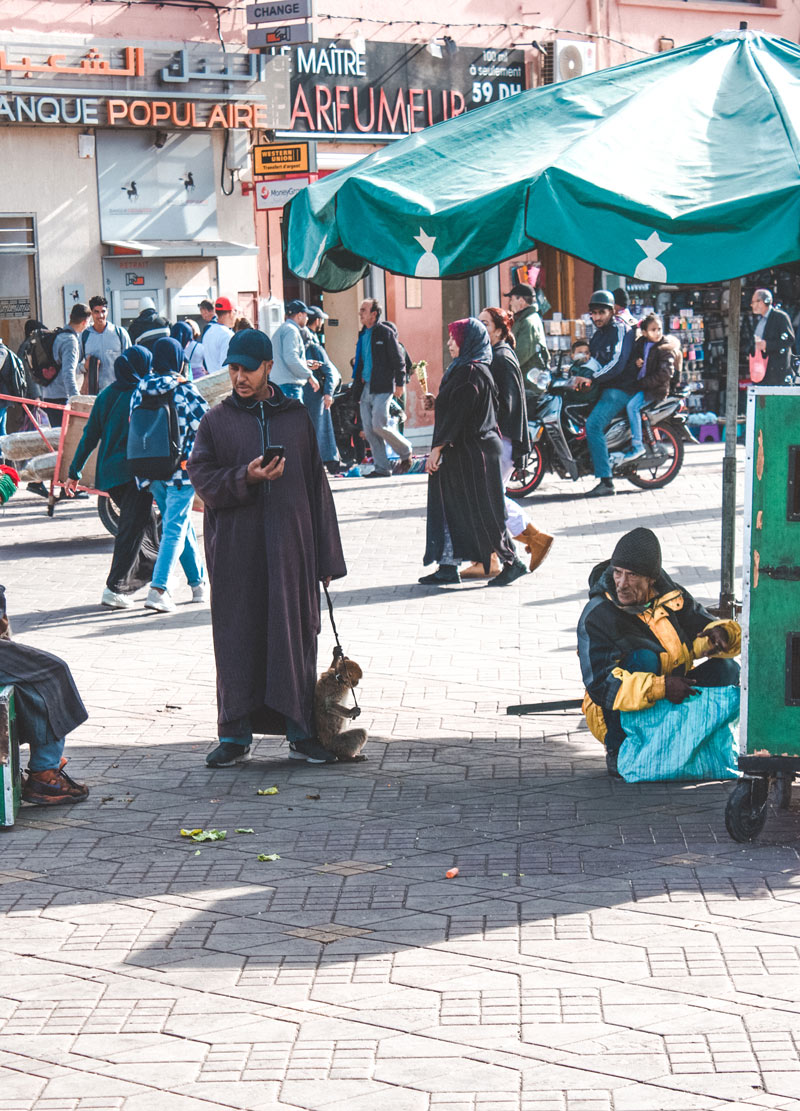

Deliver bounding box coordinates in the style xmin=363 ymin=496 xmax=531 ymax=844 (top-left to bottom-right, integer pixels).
xmin=553 ymin=40 xmax=597 ymax=82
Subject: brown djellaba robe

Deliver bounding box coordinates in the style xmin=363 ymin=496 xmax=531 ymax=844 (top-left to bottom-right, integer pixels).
xmin=187 ymin=388 xmax=347 ymax=737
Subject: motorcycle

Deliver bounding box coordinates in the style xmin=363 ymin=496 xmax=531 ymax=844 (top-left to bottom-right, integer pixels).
xmin=507 ymin=371 xmax=689 ymax=499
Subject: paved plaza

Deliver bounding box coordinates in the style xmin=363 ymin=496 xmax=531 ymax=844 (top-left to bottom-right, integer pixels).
xmin=2 ymin=442 xmax=800 ymax=1111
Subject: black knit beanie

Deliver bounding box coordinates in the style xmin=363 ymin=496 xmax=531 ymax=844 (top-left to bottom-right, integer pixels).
xmin=610 ymin=528 xmax=662 ymax=578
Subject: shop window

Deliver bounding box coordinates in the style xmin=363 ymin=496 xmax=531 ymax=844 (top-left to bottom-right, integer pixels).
xmin=405 ymin=277 xmax=423 ymax=309
xmin=0 ymin=215 xmax=35 ymax=254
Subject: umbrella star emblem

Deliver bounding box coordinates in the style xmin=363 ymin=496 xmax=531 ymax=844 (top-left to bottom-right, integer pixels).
xmin=414 ymin=229 xmax=440 ymax=278
xmin=634 ymin=231 xmax=672 ymax=282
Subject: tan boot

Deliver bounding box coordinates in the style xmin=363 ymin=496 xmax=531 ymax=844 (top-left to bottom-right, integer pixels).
xmin=514 ymin=524 xmax=554 ymax=572
xmin=460 ymin=553 xmax=502 ymax=579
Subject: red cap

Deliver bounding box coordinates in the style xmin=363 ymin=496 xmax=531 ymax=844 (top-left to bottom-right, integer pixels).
xmin=214 ymin=296 xmax=234 ymax=312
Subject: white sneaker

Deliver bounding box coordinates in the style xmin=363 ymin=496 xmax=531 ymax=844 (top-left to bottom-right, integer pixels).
xmin=191 ymin=583 xmax=207 ymax=603
xmin=101 ymin=588 xmax=133 ymax=610
xmin=145 ymin=587 xmax=176 ymax=613
xmin=622 ymin=446 xmax=646 ymax=462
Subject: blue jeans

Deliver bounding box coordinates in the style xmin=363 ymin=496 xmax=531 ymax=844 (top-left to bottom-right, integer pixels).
xmin=585 ymin=388 xmax=630 ymax=478
xmin=277 ymin=382 xmax=305 ymax=402
xmin=0 ymin=406 xmax=7 ymax=439
xmin=27 ymin=736 xmax=65 ymax=772
xmin=626 ymin=390 xmax=647 ymax=451
xmin=149 ymin=481 xmax=204 ymax=593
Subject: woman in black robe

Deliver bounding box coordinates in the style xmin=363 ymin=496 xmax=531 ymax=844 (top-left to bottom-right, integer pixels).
xmin=418 ymin=318 xmax=527 ymax=588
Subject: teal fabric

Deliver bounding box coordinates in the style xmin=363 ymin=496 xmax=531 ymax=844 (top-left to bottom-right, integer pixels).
xmin=286 ymin=30 xmax=800 ymax=291
xmin=68 ymin=384 xmax=134 ymax=491
xmin=618 ymin=686 xmax=740 ymax=783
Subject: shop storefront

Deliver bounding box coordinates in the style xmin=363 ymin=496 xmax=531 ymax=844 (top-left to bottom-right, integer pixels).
xmin=0 ymin=35 xmax=289 ymax=336
xmin=256 ymin=38 xmax=527 ymax=415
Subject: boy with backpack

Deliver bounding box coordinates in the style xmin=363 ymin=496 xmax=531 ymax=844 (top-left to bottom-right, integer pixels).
xmin=128 ymin=337 xmax=209 ymax=613
xmin=40 ymin=303 xmax=91 ymax=425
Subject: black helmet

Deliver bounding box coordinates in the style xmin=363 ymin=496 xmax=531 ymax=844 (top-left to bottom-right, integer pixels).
xmin=588 ymin=289 xmax=615 ymax=310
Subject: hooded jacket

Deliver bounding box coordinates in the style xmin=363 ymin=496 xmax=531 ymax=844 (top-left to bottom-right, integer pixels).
xmin=128 ymin=307 xmax=170 ymax=351
xmin=629 ymin=334 xmax=675 ymax=401
xmin=352 ymin=319 xmax=406 ymax=397
xmin=578 ymin=561 xmax=740 ymax=742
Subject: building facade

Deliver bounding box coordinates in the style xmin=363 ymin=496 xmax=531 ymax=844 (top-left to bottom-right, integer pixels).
xmin=1 ymin=0 xmax=797 ymax=420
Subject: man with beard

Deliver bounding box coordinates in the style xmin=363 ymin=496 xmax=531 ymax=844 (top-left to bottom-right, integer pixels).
xmin=187 ymin=329 xmax=347 ymax=767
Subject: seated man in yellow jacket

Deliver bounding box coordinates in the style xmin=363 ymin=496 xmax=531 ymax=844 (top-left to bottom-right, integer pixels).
xmin=578 ymin=528 xmax=740 ymax=778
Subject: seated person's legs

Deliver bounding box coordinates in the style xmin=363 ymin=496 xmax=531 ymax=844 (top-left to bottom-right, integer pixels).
xmin=688 ymin=656 xmax=740 ymax=687
xmin=603 ymin=648 xmax=661 ymax=778
xmin=624 ymin=391 xmax=646 ymax=458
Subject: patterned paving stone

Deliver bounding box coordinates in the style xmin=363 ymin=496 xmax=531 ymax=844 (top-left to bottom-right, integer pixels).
xmin=5 ymin=447 xmax=800 ymax=1108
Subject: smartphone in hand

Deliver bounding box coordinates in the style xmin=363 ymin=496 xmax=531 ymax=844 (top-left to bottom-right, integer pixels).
xmin=261 ymin=445 xmax=285 ymax=467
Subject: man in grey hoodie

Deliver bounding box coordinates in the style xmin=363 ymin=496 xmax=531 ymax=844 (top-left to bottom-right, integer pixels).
xmin=270 ymin=300 xmax=320 ymax=402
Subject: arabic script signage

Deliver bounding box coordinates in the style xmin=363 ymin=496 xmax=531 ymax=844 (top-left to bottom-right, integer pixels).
xmin=0 ymin=37 xmax=291 ymax=128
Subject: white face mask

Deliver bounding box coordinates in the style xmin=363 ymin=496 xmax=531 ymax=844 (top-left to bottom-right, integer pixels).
xmin=572 ymin=351 xmax=590 ymax=364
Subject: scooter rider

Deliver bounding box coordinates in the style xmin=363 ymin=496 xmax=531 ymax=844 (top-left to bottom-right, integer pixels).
xmin=573 ymin=290 xmax=636 ymax=498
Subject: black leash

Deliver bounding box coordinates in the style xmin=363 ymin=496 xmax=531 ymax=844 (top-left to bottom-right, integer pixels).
xmin=322 ymin=583 xmax=361 ymax=718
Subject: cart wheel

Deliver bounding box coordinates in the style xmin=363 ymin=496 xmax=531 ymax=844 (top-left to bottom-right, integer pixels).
xmin=97 ymin=497 xmax=120 ymax=537
xmin=770 ymin=772 xmax=794 ymax=810
xmin=725 ymin=776 xmax=769 ymax=842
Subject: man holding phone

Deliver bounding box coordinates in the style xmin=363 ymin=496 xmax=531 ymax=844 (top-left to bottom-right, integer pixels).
xmin=187 ymin=328 xmax=347 ymax=768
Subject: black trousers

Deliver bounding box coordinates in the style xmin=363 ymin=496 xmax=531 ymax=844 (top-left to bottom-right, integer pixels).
xmin=106 ymin=481 xmax=160 ymax=594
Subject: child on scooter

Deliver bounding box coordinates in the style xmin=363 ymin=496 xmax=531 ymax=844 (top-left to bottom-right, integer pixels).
xmin=622 ymin=314 xmax=676 ymax=463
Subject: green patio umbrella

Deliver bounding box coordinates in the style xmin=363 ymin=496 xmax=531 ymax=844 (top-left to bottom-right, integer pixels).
xmin=285 ymin=28 xmax=800 ymax=291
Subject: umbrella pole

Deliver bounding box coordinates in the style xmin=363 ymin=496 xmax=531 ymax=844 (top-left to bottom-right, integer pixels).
xmin=719 ymin=276 xmax=741 ymax=616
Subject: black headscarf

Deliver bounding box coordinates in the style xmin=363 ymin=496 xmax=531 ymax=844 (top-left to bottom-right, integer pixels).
xmin=113 ymin=344 xmax=153 ymax=390
xmin=152 ymin=337 xmax=184 ymax=377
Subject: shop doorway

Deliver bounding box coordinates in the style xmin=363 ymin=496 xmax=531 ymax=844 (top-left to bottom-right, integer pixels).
xmin=0 ymin=215 xmax=38 ymax=350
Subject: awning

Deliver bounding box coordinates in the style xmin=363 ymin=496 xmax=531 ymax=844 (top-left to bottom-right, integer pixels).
xmin=103 ymin=240 xmax=259 ymax=258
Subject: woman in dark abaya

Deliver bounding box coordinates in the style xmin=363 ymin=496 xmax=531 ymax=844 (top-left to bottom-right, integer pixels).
xmin=66 ymin=345 xmax=160 ymax=609
xmin=418 ymin=317 xmax=529 ymax=588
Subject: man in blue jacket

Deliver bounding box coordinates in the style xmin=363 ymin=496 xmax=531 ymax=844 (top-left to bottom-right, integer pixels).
xmin=353 ymin=298 xmax=412 ymax=478
xmin=574 ymin=290 xmax=636 ymax=498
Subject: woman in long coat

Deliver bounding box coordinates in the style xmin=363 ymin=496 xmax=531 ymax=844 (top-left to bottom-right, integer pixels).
xmin=419 ymin=318 xmax=528 ymax=588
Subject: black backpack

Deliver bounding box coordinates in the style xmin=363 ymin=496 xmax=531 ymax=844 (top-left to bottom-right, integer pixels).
xmin=27 ymin=328 xmax=66 ymax=385
xmin=127 ymin=390 xmax=182 ymax=480
xmin=0 ymin=347 xmax=27 ymax=398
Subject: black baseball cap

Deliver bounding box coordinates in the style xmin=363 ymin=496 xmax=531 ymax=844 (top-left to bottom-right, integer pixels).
xmin=504 ymin=283 xmax=535 ymax=300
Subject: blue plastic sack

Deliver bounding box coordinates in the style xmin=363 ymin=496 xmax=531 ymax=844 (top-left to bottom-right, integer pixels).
xmin=618 ymin=685 xmax=740 ymax=783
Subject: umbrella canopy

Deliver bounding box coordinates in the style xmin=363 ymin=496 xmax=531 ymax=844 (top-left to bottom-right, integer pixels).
xmin=286 ymin=30 xmax=800 ymax=291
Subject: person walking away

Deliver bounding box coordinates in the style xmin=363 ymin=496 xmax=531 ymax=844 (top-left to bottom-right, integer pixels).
xmin=304 ymin=306 xmax=343 ymax=474
xmin=129 ymin=338 xmax=208 ymax=613
xmin=82 ymin=295 xmax=131 ymax=392
xmin=506 ymin=283 xmax=548 ymax=409
xmin=171 ymin=321 xmax=206 ymax=379
xmin=187 ymin=329 xmax=347 ymax=767
xmin=66 ymin=345 xmax=160 ymax=609
xmin=621 ymin=314 xmax=675 ymax=463
xmin=472 ymin=306 xmax=553 ymax=578
xmin=127 ymin=297 xmax=170 ymax=352
xmin=352 ymin=298 xmax=412 ymax=478
xmin=419 ymin=318 xmax=527 ymax=588
xmin=46 ymin=303 xmax=92 ymax=426
xmin=0 ymin=585 xmax=89 ymax=806
xmin=571 ymin=290 xmax=635 ymax=497
xmin=15 ymin=320 xmax=49 ymax=495
xmin=0 ymin=340 xmax=27 ymax=442
xmin=270 ymin=300 xmax=320 ymax=403
xmin=749 ymin=288 xmax=795 ymax=385
xmin=201 ymin=297 xmax=236 ymax=375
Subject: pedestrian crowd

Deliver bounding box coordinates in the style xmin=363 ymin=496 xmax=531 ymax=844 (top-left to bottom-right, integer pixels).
xmin=2 ymin=277 xmax=770 ymax=805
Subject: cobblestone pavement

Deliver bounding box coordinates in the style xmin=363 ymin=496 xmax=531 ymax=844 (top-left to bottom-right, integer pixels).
xmin=3 ymin=443 xmax=800 ymax=1111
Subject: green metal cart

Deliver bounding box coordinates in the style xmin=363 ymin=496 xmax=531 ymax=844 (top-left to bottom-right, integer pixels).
xmin=725 ymin=386 xmax=800 ymax=841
